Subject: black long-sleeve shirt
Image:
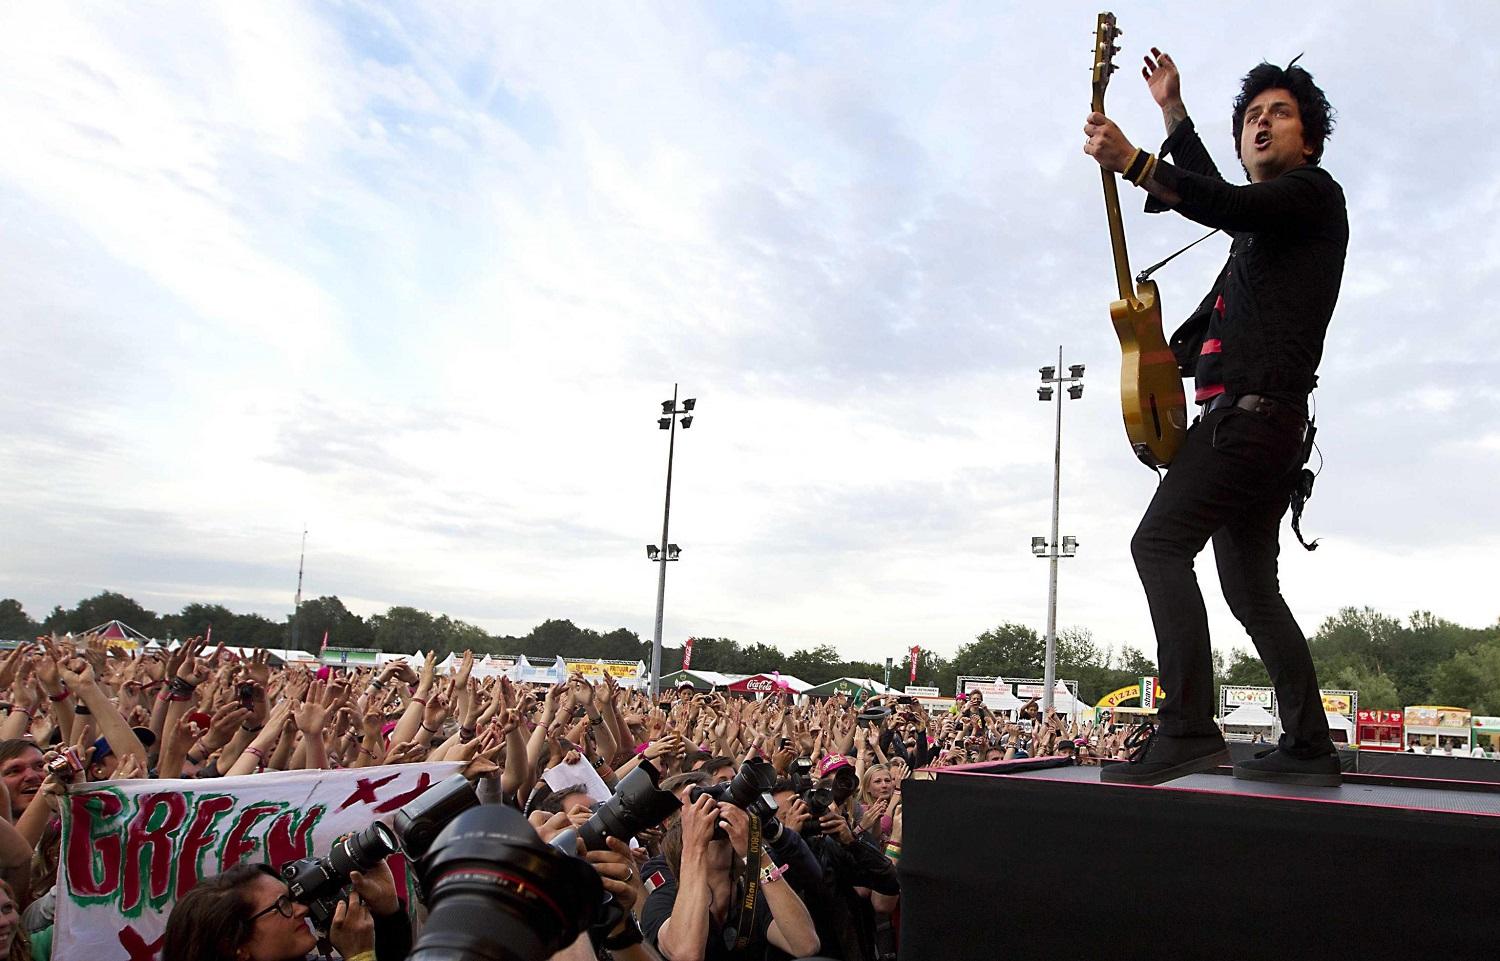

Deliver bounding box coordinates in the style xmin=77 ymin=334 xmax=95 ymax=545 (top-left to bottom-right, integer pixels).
xmin=1145 ymin=117 xmax=1349 ymax=405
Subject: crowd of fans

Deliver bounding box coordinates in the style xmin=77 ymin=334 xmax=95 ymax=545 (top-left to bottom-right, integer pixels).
xmin=0 ymin=634 xmax=1115 ymax=961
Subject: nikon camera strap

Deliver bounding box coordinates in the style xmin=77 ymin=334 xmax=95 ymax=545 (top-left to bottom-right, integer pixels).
xmin=731 ymin=814 xmax=764 ymax=952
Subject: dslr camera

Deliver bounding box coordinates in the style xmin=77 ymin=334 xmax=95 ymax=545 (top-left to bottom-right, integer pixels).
xmin=548 ymin=759 xmax=681 ymax=853
xmin=282 ymin=774 xmax=481 ymax=932
xmin=688 ymin=757 xmax=781 ymax=840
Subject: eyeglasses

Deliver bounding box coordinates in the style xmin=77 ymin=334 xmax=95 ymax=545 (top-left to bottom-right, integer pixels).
xmin=249 ymin=894 xmax=296 ymax=922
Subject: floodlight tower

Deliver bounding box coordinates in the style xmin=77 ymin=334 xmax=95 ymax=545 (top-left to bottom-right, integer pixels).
xmin=1033 ymin=348 xmax=1084 ymax=715
xmin=648 ymin=385 xmax=696 ymax=697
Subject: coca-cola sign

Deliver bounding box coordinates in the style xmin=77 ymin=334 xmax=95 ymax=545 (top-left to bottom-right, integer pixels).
xmin=745 ymin=678 xmax=775 ymax=692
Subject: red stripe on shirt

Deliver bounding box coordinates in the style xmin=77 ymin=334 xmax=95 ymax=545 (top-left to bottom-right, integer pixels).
xmin=1200 ymin=338 xmax=1223 ymax=355
xmin=1195 ymin=384 xmax=1226 ymax=403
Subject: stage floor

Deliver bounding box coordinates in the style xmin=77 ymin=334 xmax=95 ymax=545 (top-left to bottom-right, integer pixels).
xmin=902 ymin=757 xmax=1500 ymax=959
xmin=973 ymin=761 xmax=1500 ymax=816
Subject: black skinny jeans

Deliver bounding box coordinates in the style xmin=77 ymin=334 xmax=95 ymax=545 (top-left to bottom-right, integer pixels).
xmin=1131 ymin=402 xmax=1333 ymax=756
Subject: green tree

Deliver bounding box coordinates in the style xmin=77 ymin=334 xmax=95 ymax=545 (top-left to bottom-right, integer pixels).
xmin=435 ymin=617 xmax=495 ymax=659
xmin=1219 ymin=648 xmax=1271 ymax=687
xmin=291 ymin=596 xmax=371 ymax=650
xmin=161 ymin=603 xmax=237 ymax=641
xmin=44 ymin=591 xmax=161 ymax=636
xmin=368 ymin=606 xmax=438 ymax=654
xmin=1430 ymin=642 xmax=1500 ymax=715
xmin=950 ymin=622 xmax=1045 ymax=680
xmin=594 ymin=628 xmax=646 ymax=661
xmin=522 ymin=619 xmax=588 ymax=658
xmin=1114 ymin=645 xmax=1156 ymax=676
xmin=786 ymin=645 xmax=842 ymax=685
xmin=1323 ymin=662 xmax=1401 ymax=711
xmin=0 ymin=600 xmax=39 ymax=641
xmin=231 ymin=612 xmax=287 ymax=649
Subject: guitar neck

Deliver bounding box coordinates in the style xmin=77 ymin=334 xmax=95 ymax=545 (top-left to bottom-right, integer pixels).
xmin=1093 ymin=89 xmax=1135 ymax=302
xmin=1100 ymin=166 xmax=1135 ymax=301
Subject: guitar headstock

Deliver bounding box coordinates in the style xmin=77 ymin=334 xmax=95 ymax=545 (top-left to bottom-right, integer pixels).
xmin=1091 ymin=12 xmax=1121 ymax=110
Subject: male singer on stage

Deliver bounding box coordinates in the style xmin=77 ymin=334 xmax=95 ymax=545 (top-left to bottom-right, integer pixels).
xmin=1083 ymin=51 xmax=1347 ymax=786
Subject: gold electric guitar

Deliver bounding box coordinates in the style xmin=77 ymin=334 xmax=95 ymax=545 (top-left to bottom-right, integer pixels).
xmin=1092 ymin=12 xmax=1187 ymax=468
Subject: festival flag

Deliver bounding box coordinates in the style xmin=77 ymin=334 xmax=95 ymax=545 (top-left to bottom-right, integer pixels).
xmin=682 ymin=636 xmax=694 ymax=670
xmin=321 ymin=629 xmax=329 ymax=653
xmin=204 ymin=625 xmax=212 ymax=643
xmin=909 ymin=645 xmax=920 ymax=683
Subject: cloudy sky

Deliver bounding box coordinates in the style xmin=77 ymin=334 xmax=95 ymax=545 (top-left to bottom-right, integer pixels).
xmin=2 ymin=1 xmax=1496 ymax=665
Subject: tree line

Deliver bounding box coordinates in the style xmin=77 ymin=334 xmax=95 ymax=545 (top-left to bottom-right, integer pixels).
xmin=2 ymin=593 xmax=1496 ymax=710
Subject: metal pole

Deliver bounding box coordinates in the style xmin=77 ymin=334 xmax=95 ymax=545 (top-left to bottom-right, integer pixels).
xmin=1043 ymin=346 xmax=1062 ymax=716
xmin=291 ymin=525 xmax=307 ymax=649
xmin=650 ymin=384 xmax=678 ymax=698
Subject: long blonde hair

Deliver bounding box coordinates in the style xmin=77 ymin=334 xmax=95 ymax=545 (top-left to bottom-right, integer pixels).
xmin=859 ymin=763 xmax=895 ymax=805
xmin=0 ymin=880 xmax=33 ymax=961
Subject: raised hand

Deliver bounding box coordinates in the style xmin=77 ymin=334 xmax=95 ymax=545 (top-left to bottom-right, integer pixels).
xmin=246 ymin=648 xmax=271 ymax=688
xmin=1142 ymin=46 xmax=1181 ymax=109
xmin=0 ymin=644 xmax=32 ymax=691
xmin=59 ymin=657 xmax=97 ymax=690
xmin=295 ymin=695 xmax=328 ymax=736
xmin=176 ymin=636 xmax=212 ymax=685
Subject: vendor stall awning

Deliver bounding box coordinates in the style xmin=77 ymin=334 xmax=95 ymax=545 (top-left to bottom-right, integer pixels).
xmin=728 ymin=672 xmax=812 ymax=694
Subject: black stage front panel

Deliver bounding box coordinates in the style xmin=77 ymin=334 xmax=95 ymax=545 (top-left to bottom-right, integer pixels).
xmin=899 ymin=758 xmax=1500 ymax=960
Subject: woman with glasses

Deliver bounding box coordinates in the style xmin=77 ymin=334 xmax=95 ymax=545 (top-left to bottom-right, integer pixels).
xmin=162 ymin=863 xmax=379 ymax=961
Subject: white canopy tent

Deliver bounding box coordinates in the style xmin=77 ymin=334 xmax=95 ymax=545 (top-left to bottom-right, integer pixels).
xmin=1049 ymin=691 xmax=1094 ymax=718
xmin=980 ymin=690 xmax=1025 ymax=713
xmin=1325 ymin=711 xmax=1355 ymax=744
xmin=1221 ymin=703 xmax=1279 ymax=741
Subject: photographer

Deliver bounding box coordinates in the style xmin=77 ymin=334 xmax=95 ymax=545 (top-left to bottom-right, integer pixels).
xmin=528 ymin=811 xmax=664 ymax=961
xmin=643 ymin=795 xmax=820 ymax=961
xmin=162 ymin=859 xmax=409 ymax=961
xmin=793 ymin=757 xmax=899 ymax=961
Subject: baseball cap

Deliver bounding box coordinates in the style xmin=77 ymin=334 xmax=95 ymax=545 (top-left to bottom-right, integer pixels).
xmin=816 ymin=754 xmax=852 ymax=777
xmin=91 ymin=727 xmax=159 ymax=764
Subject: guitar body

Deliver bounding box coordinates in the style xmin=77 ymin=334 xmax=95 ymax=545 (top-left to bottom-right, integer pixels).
xmin=1110 ymin=278 xmax=1187 ymax=468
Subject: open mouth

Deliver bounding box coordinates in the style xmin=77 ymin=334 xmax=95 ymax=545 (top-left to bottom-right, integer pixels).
xmin=1254 ymin=130 xmax=1272 ymax=149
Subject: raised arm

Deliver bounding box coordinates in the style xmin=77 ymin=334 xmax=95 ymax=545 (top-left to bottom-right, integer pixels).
xmin=60 ymin=658 xmax=147 ymax=773
xmin=1143 ymin=47 xmax=1187 ymax=136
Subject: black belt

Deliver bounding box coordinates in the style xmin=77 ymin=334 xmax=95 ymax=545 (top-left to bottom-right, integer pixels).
xmin=1202 ymin=392 xmax=1306 ymax=429
xmin=1204 ymin=392 xmax=1270 ymax=415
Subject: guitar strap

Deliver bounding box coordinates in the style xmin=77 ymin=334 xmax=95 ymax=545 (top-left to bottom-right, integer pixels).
xmin=1136 ymin=228 xmax=1221 ymax=285
xmin=1290 ymin=412 xmax=1321 ymax=551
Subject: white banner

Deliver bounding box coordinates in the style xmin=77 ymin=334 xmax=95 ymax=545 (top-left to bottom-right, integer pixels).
xmin=56 ymin=762 xmax=460 ymax=961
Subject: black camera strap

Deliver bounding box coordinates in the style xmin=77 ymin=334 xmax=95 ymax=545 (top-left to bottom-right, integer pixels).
xmin=732 ymin=813 xmax=764 ymax=952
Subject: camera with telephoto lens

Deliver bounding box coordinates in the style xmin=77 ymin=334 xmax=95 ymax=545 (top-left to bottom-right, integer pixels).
xmin=800 ymin=786 xmax=835 ymax=837
xmin=394 ymin=773 xmax=482 ymax=860
xmin=549 ymin=759 xmax=680 ymax=854
xmin=788 ymin=756 xmax=814 ymax=794
xmin=688 ymin=757 xmax=781 ymax=841
xmin=409 ymin=802 xmax=605 ymax=961
xmin=282 ymin=776 xmax=482 ymax=933
xmin=280 ymin=821 xmax=400 ymax=931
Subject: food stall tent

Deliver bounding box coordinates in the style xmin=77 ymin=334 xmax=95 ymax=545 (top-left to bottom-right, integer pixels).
xmin=1356 ymin=709 xmax=1404 ymax=751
